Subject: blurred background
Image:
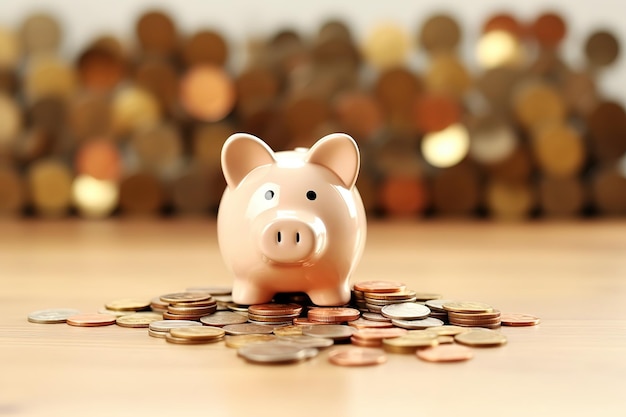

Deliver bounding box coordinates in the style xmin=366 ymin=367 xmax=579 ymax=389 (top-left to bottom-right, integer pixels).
xmin=0 ymin=0 xmax=625 ymax=221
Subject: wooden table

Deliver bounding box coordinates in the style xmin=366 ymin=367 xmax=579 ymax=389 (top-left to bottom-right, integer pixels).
xmin=1 ymin=220 xmax=625 ymax=416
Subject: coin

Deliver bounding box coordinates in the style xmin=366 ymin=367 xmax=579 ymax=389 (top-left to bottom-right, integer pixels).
xmin=180 ymin=64 xmax=235 ymax=122
xmin=419 ymin=14 xmax=461 ymax=54
xmin=585 ymin=30 xmax=619 ymax=67
xmin=165 ymin=333 xmax=221 ymax=345
xmin=379 ymin=176 xmax=428 ymax=217
xmin=351 ymin=328 xmax=407 ymax=342
xmin=363 ymin=289 xmax=417 ymax=301
xmin=353 ymin=280 xmax=406 ymax=293
xmin=116 ymin=312 xmax=163 ymax=328
xmin=186 ymin=286 xmax=232 ymax=295
xmin=381 ymin=303 xmax=430 ymax=320
xmin=308 ymin=307 xmax=360 ymax=323
xmin=27 ymin=308 xmax=81 ymax=324
xmin=27 ymin=159 xmax=73 ymax=217
xmin=455 ymin=328 xmax=508 ymax=347
xmin=361 ymin=312 xmax=392 ymax=322
xmin=181 ymin=29 xmax=228 ymax=67
xmin=447 ymin=310 xmax=501 ymax=320
xmin=382 ymin=333 xmax=438 ymax=353
xmin=105 ymin=298 xmax=151 ymax=312
xmin=442 ymin=301 xmax=494 ymax=314
xmin=222 ymin=323 xmax=275 ymax=335
xmin=276 ymin=335 xmax=334 ymax=349
xmin=224 ymin=334 xmax=276 ymax=349
xmin=160 ymin=292 xmax=212 ymax=304
xmin=362 ymin=22 xmax=410 ymax=69
xmin=500 ymin=313 xmax=541 ymax=326
xmin=423 ymin=325 xmax=468 ymax=336
xmin=170 ymin=326 xmax=225 ymax=341
xmin=98 ymin=308 xmax=131 ymax=317
xmin=413 ymin=93 xmax=461 ymax=133
xmin=150 ymin=297 xmax=169 ymax=312
xmin=248 ymin=303 xmax=302 ymax=316
xmin=417 ymin=344 xmax=474 ymax=362
xmin=167 ymin=304 xmax=217 ymax=314
xmin=200 ymin=311 xmax=248 ymax=327
xmin=273 ymin=325 xmax=306 ymax=336
xmin=303 ymin=324 xmax=354 ymax=341
xmin=148 ymin=328 xmax=168 ymax=338
xmin=327 ymin=347 xmax=387 ymax=366
xmin=66 ymin=313 xmax=117 ymax=327
xmin=530 ymin=12 xmax=566 ymax=48
xmin=148 ymin=320 xmax=202 ymax=332
xmin=391 ymin=317 xmax=444 ymax=330
xmin=348 ymin=318 xmax=394 ymax=329
xmin=238 ymin=342 xmax=318 ymax=364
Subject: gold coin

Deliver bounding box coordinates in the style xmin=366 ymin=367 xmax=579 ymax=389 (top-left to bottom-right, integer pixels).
xmin=116 ymin=312 xmax=163 ymax=328
xmin=0 ymin=165 xmax=25 ymax=215
xmin=224 ymin=334 xmax=276 ymax=349
xmin=111 ymin=86 xmax=160 ymax=135
xmin=160 ymin=292 xmax=212 ymax=304
xmin=25 ymin=55 xmax=77 ymax=102
xmin=532 ymin=124 xmax=584 ymax=178
xmin=165 ymin=333 xmax=222 ymax=345
xmin=513 ymin=81 xmax=566 ymax=130
xmin=455 ymin=328 xmax=507 ymax=347
xmin=170 ymin=326 xmax=225 ymax=341
xmin=382 ymin=333 xmax=438 ymax=353
xmin=425 ymin=53 xmax=471 ymax=98
xmin=273 ymin=325 xmax=306 ymax=336
xmin=443 ymin=301 xmax=494 ymax=313
xmin=27 ymin=159 xmax=73 ymax=217
xmin=20 ymin=12 xmax=62 ymax=54
xmin=0 ymin=26 xmax=20 ymax=68
xmin=362 ymin=22 xmax=410 ymax=69
xmin=0 ymin=93 xmax=22 ymax=147
xmin=485 ymin=179 xmax=535 ymax=220
xmin=105 ymin=298 xmax=151 ymax=312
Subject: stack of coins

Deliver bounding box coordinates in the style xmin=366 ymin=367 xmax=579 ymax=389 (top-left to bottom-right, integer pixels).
xmin=352 ymin=280 xmax=409 ymax=313
xmin=148 ymin=319 xmax=202 ymax=338
xmin=443 ymin=301 xmax=502 ymax=328
xmin=166 ymin=326 xmax=226 ymax=345
xmin=160 ymin=292 xmax=217 ymax=320
xmin=308 ymin=307 xmax=360 ymax=324
xmin=247 ymin=303 xmax=302 ymax=325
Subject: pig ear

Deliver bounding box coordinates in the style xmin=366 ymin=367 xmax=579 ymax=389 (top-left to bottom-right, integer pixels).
xmin=305 ymin=133 xmax=360 ymax=189
xmin=221 ymin=133 xmax=276 ymax=189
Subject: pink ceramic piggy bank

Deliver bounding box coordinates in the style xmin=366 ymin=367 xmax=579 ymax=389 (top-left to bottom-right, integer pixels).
xmin=217 ymin=132 xmax=366 ymax=306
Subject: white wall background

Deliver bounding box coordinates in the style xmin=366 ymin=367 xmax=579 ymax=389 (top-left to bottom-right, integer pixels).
xmin=0 ymin=0 xmax=624 ymax=101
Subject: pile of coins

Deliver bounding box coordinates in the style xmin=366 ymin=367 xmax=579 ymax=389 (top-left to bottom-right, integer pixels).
xmin=28 ymin=280 xmax=540 ymax=366
xmin=0 ymin=9 xmax=626 ymax=220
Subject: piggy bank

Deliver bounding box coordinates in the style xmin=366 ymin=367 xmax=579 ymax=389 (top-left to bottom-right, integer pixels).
xmin=217 ymin=132 xmax=366 ymax=306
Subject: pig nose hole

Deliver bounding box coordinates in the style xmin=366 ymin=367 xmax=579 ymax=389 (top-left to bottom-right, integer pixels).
xmin=277 ymin=231 xmax=282 ymax=243
xmin=296 ymin=232 xmax=300 ymax=243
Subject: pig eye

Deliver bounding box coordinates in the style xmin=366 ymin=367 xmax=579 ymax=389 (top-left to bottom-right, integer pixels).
xmin=306 ymin=190 xmax=317 ymax=201
xmin=265 ymin=190 xmax=275 ymax=200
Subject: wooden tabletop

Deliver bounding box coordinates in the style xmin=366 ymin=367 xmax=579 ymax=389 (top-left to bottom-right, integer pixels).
xmin=1 ymin=220 xmax=625 ymax=416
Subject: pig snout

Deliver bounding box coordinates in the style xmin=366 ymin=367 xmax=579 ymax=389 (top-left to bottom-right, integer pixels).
xmin=259 ymin=218 xmax=326 ymax=264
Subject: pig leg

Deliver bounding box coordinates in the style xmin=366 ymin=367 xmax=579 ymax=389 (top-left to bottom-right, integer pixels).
xmin=307 ymin=285 xmax=351 ymax=307
xmin=232 ymin=282 xmax=275 ymax=305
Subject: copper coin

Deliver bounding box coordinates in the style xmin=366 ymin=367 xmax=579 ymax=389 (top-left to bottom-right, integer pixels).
xmin=308 ymin=307 xmax=360 ymax=323
xmin=530 ymin=12 xmax=566 ymax=48
xmin=448 ymin=316 xmax=502 ymax=326
xmin=431 ymin=163 xmax=480 ymax=216
xmin=419 ymin=14 xmax=461 ymax=53
xmin=447 ymin=309 xmax=501 ymax=320
xmin=348 ymin=318 xmax=394 ymax=329
xmin=77 ymin=45 xmax=125 ymax=93
xmin=68 ymin=94 xmax=113 ymax=141
xmin=334 ymin=91 xmax=383 ymax=140
xmin=351 ymin=327 xmax=408 ymax=341
xmin=592 ymin=167 xmax=626 ymax=214
xmin=363 ymin=289 xmax=417 ymax=301
xmin=116 ymin=312 xmax=163 ymax=328
xmin=293 ymin=317 xmax=319 ymax=326
xmin=235 ymin=67 xmax=279 ymax=113
xmin=283 ymin=94 xmax=331 ymax=140
xmin=165 ymin=333 xmax=222 ymax=345
xmin=350 ymin=336 xmax=382 ymax=347
xmin=413 ymin=93 xmax=461 ymax=133
xmin=374 ymin=67 xmax=423 ymax=123
xmin=382 ymin=334 xmax=438 ymax=353
xmin=380 ymin=175 xmax=428 ymax=217
xmin=134 ymin=59 xmax=179 ymax=111
xmin=180 ymin=65 xmax=235 ymax=122
xmin=500 ymin=313 xmax=541 ymax=326
xmin=328 ymin=347 xmax=387 ymax=366
xmin=182 ymin=30 xmax=228 ymax=67
xmin=483 ymin=13 xmax=524 ymax=37
xmin=28 ymin=308 xmax=81 ymax=324
xmin=562 ymin=71 xmax=598 ymax=117
xmin=136 ymin=10 xmax=178 ymax=56
xmin=485 ymin=180 xmax=535 ymax=220
xmin=353 ymin=281 xmax=407 ymax=294
xmin=532 ymin=124 xmax=584 ymax=177
xmin=66 ymin=313 xmax=117 ymax=327
xmin=167 ymin=304 xmax=217 ymax=315
xmin=417 ymin=344 xmax=474 ymax=362
xmin=29 ymin=96 xmax=66 ymax=133
xmin=585 ymin=30 xmax=620 ymax=67
xmin=27 ymin=159 xmax=73 ymax=218
xmin=587 ymin=101 xmax=626 ymax=160
xmin=425 ymin=53 xmax=471 ymax=98
xmin=75 ymin=139 xmax=122 ymax=181
xmin=539 ymin=177 xmax=586 ymax=217
xmin=248 ymin=303 xmax=303 ymax=317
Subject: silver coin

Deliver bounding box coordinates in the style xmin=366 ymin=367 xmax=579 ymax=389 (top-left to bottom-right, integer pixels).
xmin=365 ymin=303 xmax=383 ymax=313
xmin=200 ymin=311 xmax=248 ymax=327
xmin=381 ymin=303 xmax=430 ymax=320
xmin=222 ymin=323 xmax=275 ymax=335
xmin=276 ymin=335 xmax=334 ymax=349
xmin=391 ymin=317 xmax=444 ymax=330
xmin=303 ymin=324 xmax=354 ymax=340
xmin=148 ymin=320 xmax=202 ymax=332
xmin=238 ymin=341 xmax=318 ymax=363
xmin=425 ymin=299 xmax=454 ymax=312
xmin=361 ymin=312 xmax=392 ymax=322
xmin=27 ymin=308 xmax=81 ymax=324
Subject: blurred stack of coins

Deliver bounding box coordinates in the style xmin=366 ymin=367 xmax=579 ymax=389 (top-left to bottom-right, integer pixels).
xmin=1 ymin=9 xmax=626 ymax=220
